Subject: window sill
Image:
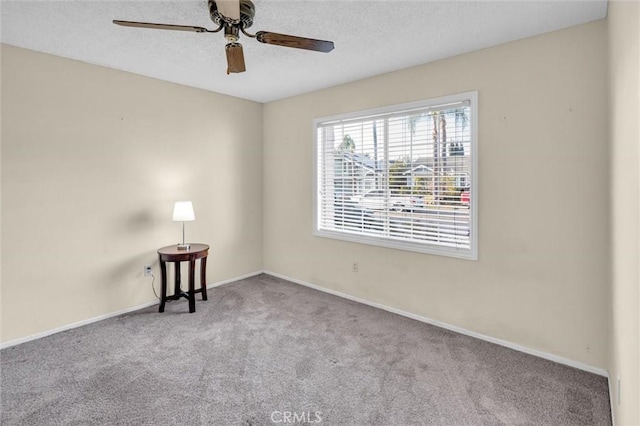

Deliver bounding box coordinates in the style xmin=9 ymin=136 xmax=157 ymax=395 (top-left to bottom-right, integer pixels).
xmin=313 ymin=228 xmax=478 ymax=261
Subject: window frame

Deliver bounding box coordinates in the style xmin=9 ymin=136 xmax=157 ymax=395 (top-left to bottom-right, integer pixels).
xmin=312 ymin=91 xmax=478 ymax=261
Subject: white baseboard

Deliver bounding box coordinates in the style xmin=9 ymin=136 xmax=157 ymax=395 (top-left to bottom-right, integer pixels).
xmin=608 ymin=372 xmax=616 ymax=425
xmin=2 ymin=269 xmax=610 ymax=382
xmin=0 ymin=300 xmax=159 ymax=350
xmin=207 ymin=270 xmax=263 ymax=289
xmin=0 ymin=270 xmax=263 ymax=350
xmin=264 ymin=270 xmax=609 ymax=378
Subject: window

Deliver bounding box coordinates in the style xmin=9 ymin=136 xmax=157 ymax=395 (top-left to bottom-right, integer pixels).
xmin=313 ymin=91 xmax=477 ymax=260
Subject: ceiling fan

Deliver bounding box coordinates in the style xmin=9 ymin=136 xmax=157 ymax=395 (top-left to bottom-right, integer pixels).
xmin=113 ymin=0 xmax=335 ymax=74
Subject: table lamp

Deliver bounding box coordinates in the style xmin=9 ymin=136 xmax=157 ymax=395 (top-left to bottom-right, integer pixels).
xmin=173 ymin=201 xmax=195 ymax=250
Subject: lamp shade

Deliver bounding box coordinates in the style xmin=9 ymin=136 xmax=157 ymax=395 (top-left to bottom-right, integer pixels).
xmin=172 ymin=201 xmax=195 ymax=222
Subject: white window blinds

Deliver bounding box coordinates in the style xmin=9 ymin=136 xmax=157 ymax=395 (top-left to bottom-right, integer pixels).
xmin=314 ymin=92 xmax=477 ymax=260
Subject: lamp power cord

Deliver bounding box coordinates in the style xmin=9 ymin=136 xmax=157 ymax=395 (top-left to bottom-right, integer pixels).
xmin=149 ymin=273 xmax=159 ymax=300
xmin=147 ymin=270 xmax=185 ymax=301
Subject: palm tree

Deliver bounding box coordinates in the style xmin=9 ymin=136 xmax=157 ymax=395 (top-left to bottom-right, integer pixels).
xmin=339 ymin=134 xmax=355 ymax=152
xmin=431 ymin=112 xmax=441 ymax=203
xmin=407 ymin=108 xmax=469 ymax=204
xmin=404 ymin=113 xmax=426 ymax=192
xmin=440 ymin=114 xmax=447 ymax=159
xmin=372 ymin=121 xmax=381 ymax=190
xmin=339 ymin=134 xmax=356 ymax=194
xmin=432 ymin=109 xmax=469 ymax=203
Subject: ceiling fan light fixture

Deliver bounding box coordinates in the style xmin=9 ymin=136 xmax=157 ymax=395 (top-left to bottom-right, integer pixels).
xmin=225 ymin=42 xmax=246 ymax=74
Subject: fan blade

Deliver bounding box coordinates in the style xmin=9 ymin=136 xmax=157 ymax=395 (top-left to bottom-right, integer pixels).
xmin=225 ymin=43 xmax=246 ymax=74
xmin=113 ymin=20 xmax=210 ymax=33
xmin=255 ymin=31 xmax=334 ymax=53
xmin=216 ymin=0 xmax=240 ymax=22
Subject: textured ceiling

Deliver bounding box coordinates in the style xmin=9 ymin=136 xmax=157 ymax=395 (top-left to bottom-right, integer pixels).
xmin=1 ymin=1 xmax=607 ymax=103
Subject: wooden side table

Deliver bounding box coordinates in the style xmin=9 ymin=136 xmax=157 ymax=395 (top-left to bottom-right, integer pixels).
xmin=157 ymin=243 xmax=209 ymax=313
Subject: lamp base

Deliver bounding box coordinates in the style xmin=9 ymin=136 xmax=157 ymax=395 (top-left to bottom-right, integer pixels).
xmin=176 ymin=243 xmax=191 ymax=251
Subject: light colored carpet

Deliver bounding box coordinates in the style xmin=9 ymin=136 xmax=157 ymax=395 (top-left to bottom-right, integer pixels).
xmin=1 ymin=274 xmax=611 ymax=425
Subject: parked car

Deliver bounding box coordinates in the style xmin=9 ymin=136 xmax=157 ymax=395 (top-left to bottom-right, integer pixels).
xmin=460 ymin=190 xmax=470 ymax=205
xmin=350 ymin=189 xmax=413 ymax=211
xmin=334 ymin=199 xmax=382 ymax=230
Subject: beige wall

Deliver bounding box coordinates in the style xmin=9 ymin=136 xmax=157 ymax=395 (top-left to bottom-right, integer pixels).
xmin=263 ymin=21 xmax=610 ymax=369
xmin=0 ymin=43 xmax=4 ymax=345
xmin=608 ymin=1 xmax=640 ymax=424
xmin=3 ymin=13 xmax=634 ymax=411
xmin=1 ymin=45 xmax=263 ymax=343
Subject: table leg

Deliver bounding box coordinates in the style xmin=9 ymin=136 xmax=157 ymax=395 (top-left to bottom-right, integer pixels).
xmin=159 ymin=259 xmax=167 ymax=313
xmin=188 ymin=259 xmax=196 ymax=313
xmin=174 ymin=262 xmax=181 ymax=297
xmin=200 ymin=256 xmax=208 ymax=301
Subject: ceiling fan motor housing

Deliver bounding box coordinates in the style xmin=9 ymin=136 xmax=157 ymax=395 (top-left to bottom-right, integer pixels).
xmin=209 ymin=0 xmax=255 ymax=29
xmin=224 ymin=25 xmax=240 ymax=43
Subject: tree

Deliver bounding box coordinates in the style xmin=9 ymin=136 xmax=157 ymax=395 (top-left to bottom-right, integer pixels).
xmin=431 ymin=112 xmax=441 ymax=203
xmin=408 ymin=114 xmax=423 ymax=136
xmin=441 ymin=175 xmax=460 ymax=205
xmin=372 ymin=121 xmax=378 ymax=162
xmin=338 ymin=134 xmax=356 ymax=195
xmin=389 ymin=160 xmax=410 ymax=195
xmin=413 ymin=177 xmax=430 ymax=198
xmin=407 ymin=108 xmax=469 ymax=204
xmin=453 ymin=108 xmax=469 ymax=131
xmin=372 ymin=121 xmax=381 ymax=189
xmin=440 ymin=114 xmax=447 ymax=159
xmin=434 ymin=108 xmax=469 ymax=203
xmin=339 ymin=134 xmax=355 ymax=152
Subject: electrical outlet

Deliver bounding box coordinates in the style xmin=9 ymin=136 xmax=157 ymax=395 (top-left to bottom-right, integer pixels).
xmin=144 ymin=265 xmax=152 ymax=276
xmin=352 ymin=262 xmax=359 ymax=272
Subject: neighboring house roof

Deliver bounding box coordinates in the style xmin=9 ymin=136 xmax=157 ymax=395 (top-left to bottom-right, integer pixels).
xmin=412 ymin=155 xmax=470 ymax=173
xmin=338 ymin=151 xmax=470 ymax=175
xmin=338 ymin=151 xmax=384 ymax=173
xmin=403 ymin=165 xmax=434 ymax=176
